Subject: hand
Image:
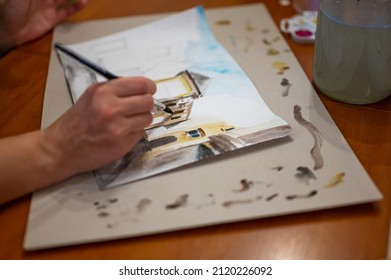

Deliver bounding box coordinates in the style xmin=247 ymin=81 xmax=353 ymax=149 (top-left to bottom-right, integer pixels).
xmin=43 ymin=76 xmax=156 ymax=177
xmin=1 ymin=0 xmax=89 ymax=45
xmin=0 ymin=76 xmax=155 ymax=205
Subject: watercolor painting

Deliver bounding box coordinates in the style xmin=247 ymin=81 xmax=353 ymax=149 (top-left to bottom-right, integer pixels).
xmin=57 ymin=7 xmax=291 ymax=189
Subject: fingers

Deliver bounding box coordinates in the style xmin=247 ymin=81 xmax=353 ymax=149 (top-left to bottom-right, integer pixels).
xmin=112 ymin=111 xmax=154 ymax=134
xmin=78 ymin=76 xmax=155 ymax=132
xmin=82 ymin=83 xmax=155 ymax=119
xmin=84 ymin=76 xmax=156 ymax=116
xmin=121 ymin=94 xmax=155 ymax=117
xmin=108 ymin=76 xmax=157 ymax=98
xmin=56 ymin=0 xmax=89 ymax=20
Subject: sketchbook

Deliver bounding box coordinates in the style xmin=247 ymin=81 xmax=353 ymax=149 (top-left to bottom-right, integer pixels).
xmin=24 ymin=4 xmax=382 ymax=250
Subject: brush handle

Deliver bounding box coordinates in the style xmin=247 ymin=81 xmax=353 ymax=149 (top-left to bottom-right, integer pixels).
xmin=54 ymin=43 xmax=173 ymax=115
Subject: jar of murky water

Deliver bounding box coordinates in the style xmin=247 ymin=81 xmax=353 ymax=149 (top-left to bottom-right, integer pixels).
xmin=313 ymin=0 xmax=391 ymax=104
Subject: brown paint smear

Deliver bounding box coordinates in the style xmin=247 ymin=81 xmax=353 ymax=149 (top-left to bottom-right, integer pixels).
xmin=293 ymin=105 xmax=324 ymax=170
xmin=286 ymin=190 xmax=318 ymax=200
xmin=222 ymin=196 xmax=262 ymax=208
xmin=266 ymin=193 xmax=279 ymax=201
xmin=235 ymin=179 xmax=254 ymax=192
xmin=215 ymin=19 xmax=231 ymax=26
xmin=137 ymin=198 xmax=152 ymax=213
xmin=166 ymin=194 xmax=189 ymax=210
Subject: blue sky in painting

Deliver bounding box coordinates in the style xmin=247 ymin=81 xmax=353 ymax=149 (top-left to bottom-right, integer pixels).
xmin=184 ymin=7 xmax=257 ymax=98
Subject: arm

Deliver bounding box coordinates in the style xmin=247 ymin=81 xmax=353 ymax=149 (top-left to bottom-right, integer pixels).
xmin=0 ymin=0 xmax=88 ymax=57
xmin=0 ymin=77 xmax=156 ymax=205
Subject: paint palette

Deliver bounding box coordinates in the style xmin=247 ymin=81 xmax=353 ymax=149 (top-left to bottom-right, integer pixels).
xmin=280 ymin=11 xmax=317 ymax=43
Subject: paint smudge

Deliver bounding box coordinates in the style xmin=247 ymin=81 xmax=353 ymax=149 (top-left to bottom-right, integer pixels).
xmin=272 ymin=61 xmax=290 ymax=74
xmin=272 ymin=165 xmax=284 ymax=171
xmin=246 ymin=20 xmax=255 ymax=31
xmin=263 ymin=36 xmax=281 ymax=46
xmin=261 ymin=29 xmax=270 ymax=34
xmin=96 ymin=204 xmax=107 ymax=210
xmin=272 ymin=36 xmax=281 ymax=43
xmin=93 ymin=198 xmax=120 ymax=218
xmin=293 ymin=105 xmax=324 ymax=170
xmin=108 ymin=198 xmax=118 ymax=204
xmin=324 ymin=172 xmax=345 ymax=188
xmin=235 ymin=179 xmax=254 ymax=192
xmin=266 ymin=193 xmax=279 ymax=201
xmin=295 ymin=166 xmax=317 ymax=185
xmin=93 ymin=198 xmax=118 ymax=215
xmin=98 ymin=211 xmax=110 ymax=218
xmin=166 ymin=194 xmax=189 ymax=210
xmin=136 ymin=198 xmax=152 ymax=213
xmin=222 ymin=196 xmax=262 ymax=208
xmin=280 ymin=78 xmax=292 ymax=96
xmin=263 ymin=38 xmax=272 ymax=45
xmin=229 ymin=35 xmax=237 ymax=47
xmin=286 ymin=190 xmax=317 ymax=200
xmin=215 ymin=19 xmax=231 ymax=26
xmin=267 ymin=48 xmax=280 ymax=56
xmin=234 ymin=179 xmax=273 ymax=191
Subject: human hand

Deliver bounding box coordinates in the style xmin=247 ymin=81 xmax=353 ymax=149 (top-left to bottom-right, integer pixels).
xmin=1 ymin=0 xmax=89 ymax=46
xmin=43 ymin=76 xmax=156 ymax=178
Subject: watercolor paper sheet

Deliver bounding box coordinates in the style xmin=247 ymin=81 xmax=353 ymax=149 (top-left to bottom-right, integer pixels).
xmin=56 ymin=7 xmax=290 ymax=189
xmin=24 ymin=4 xmax=382 ymax=250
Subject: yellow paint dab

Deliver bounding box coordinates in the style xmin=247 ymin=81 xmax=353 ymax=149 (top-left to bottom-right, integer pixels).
xmin=267 ymin=48 xmax=280 ymax=56
xmin=272 ymin=61 xmax=290 ymax=74
xmin=272 ymin=36 xmax=281 ymax=43
xmin=324 ymin=172 xmax=345 ymax=188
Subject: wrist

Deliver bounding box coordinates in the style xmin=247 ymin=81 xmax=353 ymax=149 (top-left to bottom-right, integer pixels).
xmin=0 ymin=130 xmax=73 ymax=204
xmin=39 ymin=128 xmax=75 ymax=182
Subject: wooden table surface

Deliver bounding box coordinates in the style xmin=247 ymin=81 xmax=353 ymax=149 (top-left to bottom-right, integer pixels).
xmin=0 ymin=0 xmax=390 ymax=260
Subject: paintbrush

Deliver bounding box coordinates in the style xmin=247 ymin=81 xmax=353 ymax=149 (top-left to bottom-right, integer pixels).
xmin=54 ymin=43 xmax=173 ymax=115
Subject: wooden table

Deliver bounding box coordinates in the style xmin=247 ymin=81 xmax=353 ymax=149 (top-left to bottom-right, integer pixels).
xmin=0 ymin=0 xmax=390 ymax=260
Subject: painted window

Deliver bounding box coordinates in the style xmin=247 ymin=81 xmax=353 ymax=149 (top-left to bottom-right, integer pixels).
xmin=187 ymin=128 xmax=206 ymax=139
